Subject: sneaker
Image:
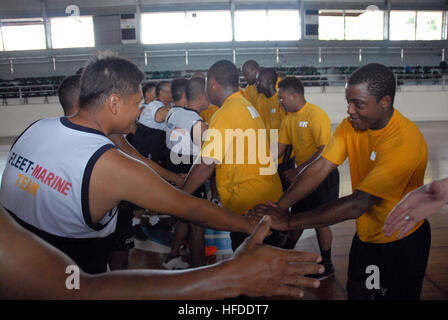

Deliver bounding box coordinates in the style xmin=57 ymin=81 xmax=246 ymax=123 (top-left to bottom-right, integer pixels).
xmin=307 ymin=261 xmax=335 ymax=280
xmin=162 ymin=255 xmax=190 ymax=270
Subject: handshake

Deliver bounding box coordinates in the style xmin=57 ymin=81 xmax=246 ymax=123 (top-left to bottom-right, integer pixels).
xmin=246 ymin=200 xmax=291 ymax=231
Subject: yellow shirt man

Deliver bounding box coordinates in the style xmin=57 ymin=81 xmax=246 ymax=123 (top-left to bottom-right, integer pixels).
xmin=321 ymin=109 xmax=427 ymax=243
xmin=278 ymin=102 xmax=331 ymax=167
xmin=200 ymin=104 xmax=219 ymax=124
xmin=201 ymin=91 xmax=283 ymax=215
xmin=241 ymin=84 xmax=259 ymax=107
xmin=254 ymin=93 xmax=286 ymax=141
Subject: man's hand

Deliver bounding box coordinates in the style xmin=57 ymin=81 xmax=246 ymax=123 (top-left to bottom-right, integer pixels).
xmin=232 ymin=215 xmax=322 ymax=298
xmin=383 ymin=179 xmax=448 ymax=239
xmin=246 ymin=201 xmax=290 ymax=231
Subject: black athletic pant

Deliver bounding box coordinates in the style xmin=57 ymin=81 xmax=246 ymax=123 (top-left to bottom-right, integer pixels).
xmin=132 ymin=122 xmax=168 ymax=165
xmin=346 ymin=220 xmax=431 ymax=300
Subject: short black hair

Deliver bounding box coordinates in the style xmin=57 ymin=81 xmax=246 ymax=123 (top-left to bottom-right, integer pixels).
xmin=242 ymin=60 xmax=260 ymax=71
xmin=348 ymin=63 xmax=396 ymax=106
xmin=208 ymin=60 xmax=239 ymax=90
xmin=186 ymin=77 xmax=205 ymax=102
xmin=278 ymin=76 xmax=304 ymax=95
xmin=191 ymin=71 xmax=205 ymax=79
xmin=58 ymin=74 xmax=80 ymax=116
xmin=79 ymin=52 xmax=144 ymax=109
xmin=171 ymin=78 xmax=187 ymax=102
xmin=142 ymin=82 xmax=156 ymax=96
xmin=156 ymin=81 xmax=170 ymax=97
xmin=277 ymin=71 xmax=287 ymax=80
xmin=258 ymin=67 xmax=277 ymax=86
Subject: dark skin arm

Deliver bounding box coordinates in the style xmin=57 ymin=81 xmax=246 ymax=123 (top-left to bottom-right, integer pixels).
xmin=248 ymin=156 xmax=380 ymax=230
xmin=249 ymin=190 xmax=381 ymax=231
xmin=282 ymin=146 xmax=325 ymax=184
xmin=182 ymin=157 xmax=217 ymax=195
xmin=0 ymin=208 xmax=323 ymax=299
xmin=278 ymin=156 xmax=336 ymax=210
xmin=287 ymin=190 xmax=381 ymax=230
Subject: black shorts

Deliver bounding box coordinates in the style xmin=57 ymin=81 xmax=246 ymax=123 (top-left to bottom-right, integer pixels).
xmin=291 ymin=168 xmax=340 ymax=214
xmin=164 ymin=151 xmax=207 ymax=199
xmin=347 ymin=220 xmax=431 ymax=300
xmin=109 ymin=201 xmax=139 ymax=252
xmin=8 ymin=210 xmax=112 ymax=274
xmin=132 ymin=123 xmax=169 ymax=164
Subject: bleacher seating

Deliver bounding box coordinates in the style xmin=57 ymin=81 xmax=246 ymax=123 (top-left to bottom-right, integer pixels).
xmin=0 ymin=65 xmax=446 ymax=105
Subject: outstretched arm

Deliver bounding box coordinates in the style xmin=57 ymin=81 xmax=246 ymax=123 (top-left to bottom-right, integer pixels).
xmin=108 ymin=133 xmax=184 ymax=187
xmin=89 ymin=150 xmax=253 ymax=234
xmin=278 ymin=156 xmax=337 ymax=210
xmin=248 ymin=190 xmax=380 ymax=231
xmin=282 ymin=146 xmax=325 ymax=184
xmin=383 ymin=177 xmax=448 ymax=239
xmin=182 ymin=157 xmax=216 ymax=195
xmin=0 ymin=208 xmax=322 ymax=299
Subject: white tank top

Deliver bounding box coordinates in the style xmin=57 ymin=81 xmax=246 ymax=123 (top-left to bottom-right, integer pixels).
xmin=138 ymin=100 xmax=166 ymax=131
xmin=0 ymin=117 xmax=118 ymax=238
xmin=165 ymin=106 xmax=202 ymax=157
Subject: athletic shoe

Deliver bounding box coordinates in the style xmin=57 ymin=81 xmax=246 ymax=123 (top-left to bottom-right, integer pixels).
xmin=162 ymin=255 xmax=190 ymax=270
xmin=307 ymin=261 xmax=335 ymax=280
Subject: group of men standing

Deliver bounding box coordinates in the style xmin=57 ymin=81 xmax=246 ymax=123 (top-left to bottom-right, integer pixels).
xmin=0 ymin=52 xmax=432 ymax=300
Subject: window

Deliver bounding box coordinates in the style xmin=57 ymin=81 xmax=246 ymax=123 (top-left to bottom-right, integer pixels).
xmin=344 ymin=10 xmax=383 ymax=40
xmin=390 ymin=11 xmax=443 ymax=40
xmin=50 ymin=16 xmax=95 ymax=48
xmin=234 ymin=9 xmax=300 ymax=41
xmin=1 ymin=19 xmax=46 ymax=51
xmin=318 ymin=10 xmax=345 ymax=40
xmin=390 ymin=11 xmax=416 ymax=40
xmin=0 ymin=28 xmax=3 ymax=51
xmin=416 ymin=11 xmax=443 ymax=40
xmin=141 ymin=10 xmax=231 ymax=44
xmin=319 ymin=10 xmax=383 ymax=40
xmin=142 ymin=12 xmax=186 ymax=44
xmin=186 ymin=11 xmax=232 ymax=43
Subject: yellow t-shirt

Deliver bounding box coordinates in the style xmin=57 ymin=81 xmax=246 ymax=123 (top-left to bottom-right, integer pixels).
xmin=269 ymin=95 xmax=286 ymax=133
xmin=200 ymin=104 xmax=219 ymax=124
xmin=278 ymin=102 xmax=331 ymax=166
xmin=321 ymin=109 xmax=427 ymax=243
xmin=241 ymin=84 xmax=259 ymax=107
xmin=200 ymin=91 xmax=283 ymax=215
xmin=254 ymin=93 xmax=273 ymax=133
xmin=275 ymin=76 xmax=282 ymax=90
